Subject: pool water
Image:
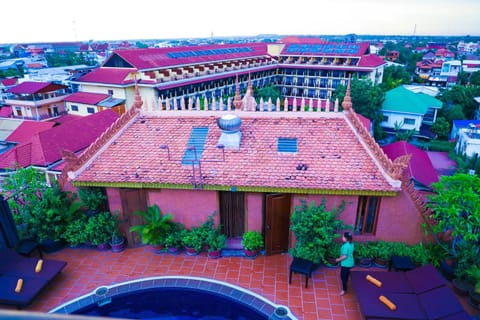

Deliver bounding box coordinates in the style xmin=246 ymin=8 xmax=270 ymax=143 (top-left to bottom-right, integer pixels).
xmin=74 ymin=287 xmax=266 ymax=320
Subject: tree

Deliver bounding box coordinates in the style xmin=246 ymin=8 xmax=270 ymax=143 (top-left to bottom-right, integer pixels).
xmin=426 ymin=173 xmax=480 ymax=255
xmin=439 ymin=85 xmax=479 ymax=119
xmin=254 ymin=85 xmax=280 ymax=103
xmin=439 ymin=104 xmax=466 ymax=123
xmin=333 ymin=78 xmax=385 ymax=138
xmin=430 ymin=116 xmax=451 ymax=140
xmin=470 ymin=71 xmax=480 ymax=86
xmin=1 ymin=167 xmax=82 ymax=241
xmin=380 ymin=65 xmax=411 ymax=91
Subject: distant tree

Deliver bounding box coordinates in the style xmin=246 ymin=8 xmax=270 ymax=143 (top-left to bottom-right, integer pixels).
xmin=380 ymin=65 xmax=411 ymax=90
xmin=333 ymin=78 xmax=385 ymax=139
xmin=439 ymin=85 xmax=479 ymax=119
xmin=254 ymin=85 xmax=280 ymax=103
xmin=439 ymin=104 xmax=466 ymax=123
xmin=456 ymin=71 xmax=469 ymax=85
xmin=0 ymin=67 xmax=23 ymax=78
xmin=470 ymin=71 xmax=480 ymax=86
xmin=430 ymin=116 xmax=451 ymax=140
xmin=46 ymin=51 xmax=88 ymax=67
xmin=136 ymin=41 xmax=148 ymax=48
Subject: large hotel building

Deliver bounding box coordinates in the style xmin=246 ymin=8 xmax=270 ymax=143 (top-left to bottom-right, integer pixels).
xmin=72 ymin=37 xmax=385 ymax=113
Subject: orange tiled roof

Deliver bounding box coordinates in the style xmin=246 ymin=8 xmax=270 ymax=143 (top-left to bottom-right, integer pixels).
xmin=71 ymin=111 xmax=400 ymax=195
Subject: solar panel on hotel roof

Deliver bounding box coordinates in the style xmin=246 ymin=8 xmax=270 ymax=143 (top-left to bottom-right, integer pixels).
xmin=285 ymin=43 xmax=361 ymax=55
xmin=167 ymin=47 xmax=254 ymax=59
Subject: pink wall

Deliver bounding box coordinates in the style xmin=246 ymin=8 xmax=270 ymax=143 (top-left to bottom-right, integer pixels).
xmin=290 ymin=193 xmax=427 ymax=244
xmin=104 ymin=186 xmax=427 ymax=247
xmin=246 ymin=193 xmax=263 ymax=232
xmin=148 ymin=189 xmax=219 ymax=228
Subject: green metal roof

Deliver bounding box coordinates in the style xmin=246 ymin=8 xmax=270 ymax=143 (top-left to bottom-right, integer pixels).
xmin=382 ymin=86 xmax=442 ymax=114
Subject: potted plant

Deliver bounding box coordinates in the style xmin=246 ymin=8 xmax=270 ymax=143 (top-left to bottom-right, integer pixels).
xmin=372 ymin=240 xmax=391 ymax=268
xmin=354 ymin=242 xmax=373 ymax=268
xmin=110 ymin=231 xmax=126 ymax=253
xmin=63 ymin=215 xmax=89 ymax=247
xmin=466 ymin=265 xmax=480 ymax=308
xmin=86 ymin=211 xmax=117 ymax=250
xmin=165 ymin=223 xmax=184 ymax=254
xmin=242 ymin=231 xmax=264 ymax=258
xmin=289 ymin=199 xmax=349 ymax=264
xmin=129 ymin=205 xmax=173 ymax=252
xmin=181 ymin=228 xmax=203 ymax=256
xmin=77 ymin=187 xmax=106 ymax=216
xmin=324 ymin=241 xmax=341 ymax=268
xmin=206 ymin=230 xmax=226 ymax=259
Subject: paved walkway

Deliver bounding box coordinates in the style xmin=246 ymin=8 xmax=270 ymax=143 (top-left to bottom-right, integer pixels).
xmin=2 ymin=246 xmax=478 ymax=320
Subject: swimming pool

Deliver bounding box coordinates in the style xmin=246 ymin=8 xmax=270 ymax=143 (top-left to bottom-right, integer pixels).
xmin=50 ymin=276 xmax=297 ymax=320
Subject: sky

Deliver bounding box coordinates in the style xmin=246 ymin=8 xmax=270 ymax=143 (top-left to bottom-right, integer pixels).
xmin=2 ymin=0 xmax=479 ymax=44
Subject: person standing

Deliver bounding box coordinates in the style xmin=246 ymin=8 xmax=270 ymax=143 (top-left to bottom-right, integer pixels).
xmin=335 ymin=232 xmax=354 ymax=296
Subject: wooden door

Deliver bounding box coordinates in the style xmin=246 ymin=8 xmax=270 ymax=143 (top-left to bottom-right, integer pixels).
xmin=265 ymin=194 xmax=291 ymax=255
xmin=219 ymin=191 xmax=245 ymax=238
xmin=120 ymin=188 xmax=147 ymax=246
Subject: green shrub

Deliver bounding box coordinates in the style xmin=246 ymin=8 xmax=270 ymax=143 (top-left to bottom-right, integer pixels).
xmin=290 ymin=199 xmax=348 ymax=264
xmin=241 ymin=231 xmax=264 ymax=251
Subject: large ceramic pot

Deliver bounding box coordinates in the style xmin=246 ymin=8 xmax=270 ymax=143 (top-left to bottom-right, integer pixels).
xmin=109 ymin=236 xmax=126 ymax=253
xmin=208 ymin=250 xmax=221 ymax=259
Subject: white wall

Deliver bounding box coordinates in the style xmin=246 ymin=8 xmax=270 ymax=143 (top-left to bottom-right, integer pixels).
xmin=381 ymin=111 xmax=423 ymax=131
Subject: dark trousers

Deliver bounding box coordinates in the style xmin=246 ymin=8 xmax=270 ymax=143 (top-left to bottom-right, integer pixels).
xmin=340 ymin=266 xmax=352 ymax=291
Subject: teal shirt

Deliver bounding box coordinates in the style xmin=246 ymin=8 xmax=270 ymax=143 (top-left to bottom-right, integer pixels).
xmin=340 ymin=242 xmax=354 ymax=267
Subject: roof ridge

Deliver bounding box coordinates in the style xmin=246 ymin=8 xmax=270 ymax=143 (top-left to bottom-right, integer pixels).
xmin=58 ymin=105 xmax=140 ymax=188
xmin=344 ymin=108 xmax=408 ymax=186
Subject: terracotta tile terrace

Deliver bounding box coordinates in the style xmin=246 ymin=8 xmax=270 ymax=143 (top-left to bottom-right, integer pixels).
xmin=1 ymin=247 xmax=478 ymax=320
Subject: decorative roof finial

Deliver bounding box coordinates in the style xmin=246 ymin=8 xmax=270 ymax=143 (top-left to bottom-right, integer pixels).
xmin=342 ymin=75 xmax=352 ymax=111
xmin=133 ymin=73 xmax=143 ymax=109
xmin=233 ymin=73 xmax=242 ymax=110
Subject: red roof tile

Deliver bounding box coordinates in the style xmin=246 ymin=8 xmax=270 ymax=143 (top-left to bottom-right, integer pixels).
xmin=6 ymin=121 xmax=55 ymax=143
xmin=64 ymin=91 xmax=110 ymax=105
xmin=72 ymin=112 xmax=399 ymax=194
xmin=0 ymin=110 xmax=119 ymax=169
xmin=7 ymin=81 xmax=67 ymax=94
xmin=106 ymin=43 xmax=269 ymax=70
xmin=0 ymin=78 xmax=17 ymax=86
xmin=382 ymin=141 xmax=438 ymax=187
xmin=76 ymin=68 xmax=135 ymax=85
xmin=0 ymin=106 xmax=12 ymax=118
xmin=358 ymin=54 xmax=386 ymax=68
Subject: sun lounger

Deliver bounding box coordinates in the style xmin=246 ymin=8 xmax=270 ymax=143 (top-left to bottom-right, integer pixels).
xmin=0 ymin=248 xmax=67 ymax=307
xmin=0 ymin=248 xmax=66 ymax=281
xmin=0 ymin=274 xmax=49 ymax=308
xmin=351 ymin=264 xmax=470 ymax=320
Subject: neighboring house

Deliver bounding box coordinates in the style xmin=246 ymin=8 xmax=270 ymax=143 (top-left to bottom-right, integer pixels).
xmin=455 ymin=122 xmax=480 ymax=158
xmin=381 ymin=86 xmax=443 ymax=138
xmin=5 ymin=81 xmax=70 ymax=120
xmin=73 ymin=39 xmax=385 ymax=112
xmin=450 ymin=120 xmax=480 ymax=140
xmin=0 ymin=78 xmax=18 ymax=105
xmin=0 ymin=110 xmax=119 ymax=183
xmin=61 ymin=84 xmax=429 ymax=251
xmin=382 ymin=141 xmax=438 ymax=192
xmin=64 ymin=91 xmax=125 ymax=116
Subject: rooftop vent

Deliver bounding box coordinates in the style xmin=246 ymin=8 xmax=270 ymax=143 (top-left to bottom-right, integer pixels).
xmin=217 ymin=114 xmax=242 ymax=149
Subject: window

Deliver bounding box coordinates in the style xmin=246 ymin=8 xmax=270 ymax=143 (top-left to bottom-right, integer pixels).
xmin=382 ymin=115 xmax=389 ymax=122
xmin=107 ymin=89 xmax=114 ymax=96
xmin=277 ymin=138 xmax=298 ymax=153
xmin=355 ymin=196 xmax=380 ymax=234
xmin=403 ymin=118 xmax=415 ymax=125
xmin=87 ymin=107 xmax=95 ymax=114
xmin=71 ymin=105 xmax=78 ymax=111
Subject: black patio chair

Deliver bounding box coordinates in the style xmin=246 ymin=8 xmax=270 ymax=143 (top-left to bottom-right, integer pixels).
xmin=0 ymin=195 xmax=42 ymax=258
